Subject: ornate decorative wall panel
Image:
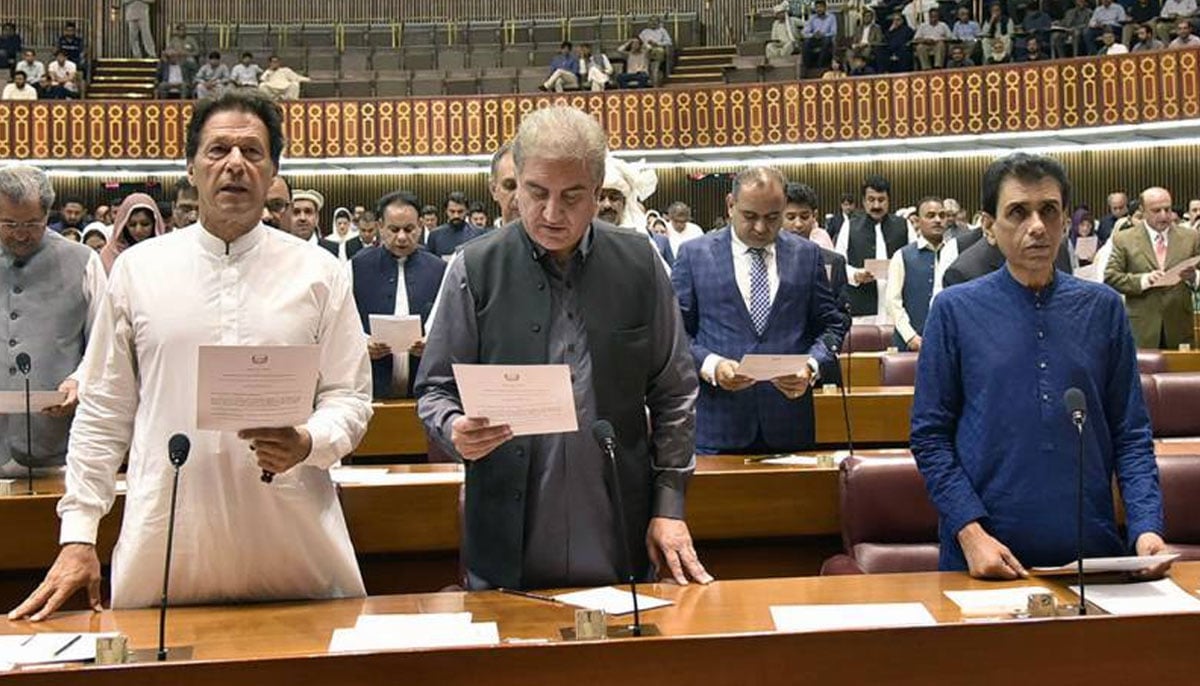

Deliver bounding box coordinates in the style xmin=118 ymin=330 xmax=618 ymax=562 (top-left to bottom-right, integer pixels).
xmin=2 ymin=50 xmax=1197 ymax=162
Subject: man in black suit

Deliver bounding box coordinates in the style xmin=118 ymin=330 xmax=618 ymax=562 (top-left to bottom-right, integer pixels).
xmin=824 ymin=191 xmax=857 ymax=241
xmin=943 ymin=215 xmax=1075 ymax=286
xmin=1096 ymin=190 xmax=1128 ymax=242
xmin=836 ymin=175 xmax=909 ymax=319
xmin=784 ymin=182 xmax=848 ymax=384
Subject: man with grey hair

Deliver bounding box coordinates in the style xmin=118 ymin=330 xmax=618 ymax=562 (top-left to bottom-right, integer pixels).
xmin=666 ymin=201 xmax=704 ymax=257
xmin=0 ymin=165 xmax=106 ymax=478
xmin=488 ymin=141 xmax=519 ymax=228
xmin=672 ymin=166 xmax=845 ymax=454
xmin=417 ymin=105 xmax=711 ymax=591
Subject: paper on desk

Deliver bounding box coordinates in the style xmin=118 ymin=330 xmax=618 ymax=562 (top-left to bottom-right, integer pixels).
xmin=0 ymin=632 xmax=119 ymax=666
xmin=0 ymin=391 xmax=68 ymax=414
xmin=943 ymin=586 xmax=1049 ymax=615
xmin=863 ymin=259 xmax=890 ymax=280
xmin=196 ymin=345 xmax=319 ymax=432
xmin=1031 ymin=553 xmax=1180 ymax=575
xmin=758 ymin=452 xmax=849 ymax=467
xmin=1068 ymin=578 xmax=1200 ymax=616
xmin=369 ymin=314 xmax=423 ymax=354
xmin=736 ymin=354 xmax=812 ymax=382
xmin=328 ymin=613 xmax=499 ymax=652
xmin=553 ymin=587 xmax=673 ymax=616
xmin=329 ymin=468 xmax=463 ymax=486
xmin=770 ymin=603 xmax=936 ymax=633
xmin=452 ymin=364 xmax=577 ymax=437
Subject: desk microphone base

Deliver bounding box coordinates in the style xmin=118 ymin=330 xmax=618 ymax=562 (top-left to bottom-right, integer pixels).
xmin=561 ymin=623 xmax=661 ymax=640
xmin=129 ymin=646 xmax=194 ymax=663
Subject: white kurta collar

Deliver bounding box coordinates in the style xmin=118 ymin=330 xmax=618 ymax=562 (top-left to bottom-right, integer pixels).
xmin=195 ymin=222 xmax=268 ymax=257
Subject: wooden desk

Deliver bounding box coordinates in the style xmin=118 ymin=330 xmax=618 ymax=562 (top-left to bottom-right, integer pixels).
xmin=3 ymin=565 xmax=1199 ymax=685
xmin=1162 ymin=350 xmax=1200 ymax=372
xmin=838 ymin=351 xmax=886 ymax=387
xmin=359 ymin=390 xmax=915 ymax=457
xmin=812 ymin=386 xmax=912 ymax=445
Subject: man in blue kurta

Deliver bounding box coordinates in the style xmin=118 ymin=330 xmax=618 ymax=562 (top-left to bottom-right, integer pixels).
xmin=911 ymin=153 xmax=1168 ymax=578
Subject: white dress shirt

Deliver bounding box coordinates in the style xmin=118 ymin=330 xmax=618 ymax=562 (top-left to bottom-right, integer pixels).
xmin=1 ymin=83 xmax=38 ymax=100
xmin=836 ymin=217 xmax=892 ymax=324
xmin=351 ymin=253 xmax=413 ymax=396
xmin=667 ymin=222 xmax=705 ymax=256
xmin=700 ymin=231 xmax=820 ymax=384
xmin=884 ymin=235 xmax=957 ymax=345
xmin=59 ymin=223 xmax=371 ymax=608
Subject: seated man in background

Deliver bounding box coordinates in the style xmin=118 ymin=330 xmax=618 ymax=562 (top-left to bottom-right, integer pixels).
xmin=156 ymin=50 xmax=194 ymax=98
xmin=912 ymin=152 xmax=1168 ymax=579
xmin=258 ymin=54 xmax=309 ymax=101
xmin=639 ymin=15 xmax=674 ymax=85
xmin=672 ymin=167 xmax=846 ymax=455
xmin=913 ymin=8 xmax=955 ymax=70
xmin=194 ymin=51 xmax=230 ymax=99
xmin=767 ymin=3 xmax=801 ymax=59
xmin=229 ymin=52 xmax=262 ymax=88
xmin=1 ymin=70 xmax=37 ymax=100
xmin=615 ymin=37 xmax=652 ymax=88
xmin=47 ymin=49 xmax=80 ymax=98
xmin=803 ymin=1 xmax=839 ymax=69
xmin=0 ymin=23 xmax=21 ymax=71
xmin=541 ymin=41 xmax=582 ymax=92
xmin=352 ymin=191 xmax=446 ymax=399
xmin=56 ymin=22 xmax=85 ymax=75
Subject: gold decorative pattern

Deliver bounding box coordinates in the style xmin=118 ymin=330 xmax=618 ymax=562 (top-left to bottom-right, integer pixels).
xmin=2 ymin=50 xmax=1198 ymax=162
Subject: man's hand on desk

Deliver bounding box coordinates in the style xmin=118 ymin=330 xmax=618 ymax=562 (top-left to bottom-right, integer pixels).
xmin=8 ymin=543 xmax=102 ymax=622
xmin=238 ymin=426 xmax=312 ymax=475
xmin=42 ymin=377 xmax=79 ymax=418
xmin=647 ymin=517 xmax=714 ymax=586
xmin=957 ymin=522 xmax=1028 ymax=579
xmin=1133 ymin=532 xmax=1174 ymax=580
xmin=715 ymin=360 xmax=755 ymax=392
xmin=771 ymin=367 xmax=814 ymax=400
xmin=450 ymin=416 xmax=513 ymax=461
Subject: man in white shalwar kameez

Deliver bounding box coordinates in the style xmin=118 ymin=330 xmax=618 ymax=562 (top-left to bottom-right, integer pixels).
xmin=11 ymin=90 xmax=371 ymax=620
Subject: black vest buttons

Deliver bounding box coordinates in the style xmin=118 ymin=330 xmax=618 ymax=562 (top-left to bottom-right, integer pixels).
xmin=531 ymin=323 xmax=541 ymax=333
xmin=9 ymin=312 xmax=17 ymax=320
xmin=537 ymin=282 xmax=546 ymax=291
xmin=12 ymin=286 xmax=22 ymax=294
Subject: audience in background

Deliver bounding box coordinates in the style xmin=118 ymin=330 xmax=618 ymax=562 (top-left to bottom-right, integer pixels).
xmin=1 ymin=70 xmax=36 ymax=100
xmin=123 ymin=0 xmax=156 ymax=58
xmin=638 ymin=15 xmax=673 ymax=85
xmin=259 ymin=55 xmax=309 ymax=101
xmin=164 ymin=23 xmax=200 ymax=67
xmin=14 ymin=49 xmax=45 ymax=83
xmin=157 ymin=50 xmax=195 ymax=98
xmin=767 ymin=3 xmax=801 ymax=58
xmin=615 ymin=37 xmax=652 ymax=88
xmin=0 ymin=23 xmax=21 ymax=71
xmin=195 ymin=51 xmax=230 ymax=99
xmin=56 ymin=22 xmax=85 ymax=73
xmin=230 ymin=52 xmax=263 ymax=88
xmin=99 ymin=193 xmax=166 ymax=274
xmin=46 ymin=50 xmax=79 ymax=99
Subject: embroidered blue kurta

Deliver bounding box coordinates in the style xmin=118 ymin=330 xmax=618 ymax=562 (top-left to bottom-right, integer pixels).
xmin=911 ymin=267 xmax=1163 ymax=570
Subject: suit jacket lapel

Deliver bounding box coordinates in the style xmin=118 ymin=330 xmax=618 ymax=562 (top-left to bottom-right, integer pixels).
xmin=712 ymin=229 xmax=757 ymax=333
xmin=1132 ymin=225 xmax=1157 ymax=270
xmin=767 ymin=236 xmax=796 ymax=330
xmin=1164 ymin=225 xmax=1191 ymax=270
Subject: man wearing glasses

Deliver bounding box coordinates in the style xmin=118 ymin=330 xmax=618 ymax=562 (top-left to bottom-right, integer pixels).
xmin=884 ymin=196 xmax=955 ymax=351
xmin=262 ymin=176 xmax=293 ymax=232
xmin=0 ymin=164 xmax=106 ymax=477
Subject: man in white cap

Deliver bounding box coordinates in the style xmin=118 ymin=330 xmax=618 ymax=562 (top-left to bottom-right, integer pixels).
xmin=597 ymin=156 xmax=674 ymax=265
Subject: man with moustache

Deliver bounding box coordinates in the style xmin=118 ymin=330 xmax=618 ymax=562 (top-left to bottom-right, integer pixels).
xmin=426 ymin=192 xmax=483 ymax=257
xmin=290 ymin=188 xmax=324 ymax=243
xmin=835 ymin=175 xmax=909 ymax=321
xmin=416 ymin=106 xmax=709 ymax=591
xmin=912 ymin=153 xmax=1168 ymax=580
xmin=884 ymin=197 xmax=956 ymax=351
xmin=263 ymin=175 xmax=293 ymax=231
xmin=351 ymin=191 xmax=445 ymax=399
xmin=488 ymin=142 xmax=519 ymax=228
xmin=597 ymin=157 xmax=674 ymax=266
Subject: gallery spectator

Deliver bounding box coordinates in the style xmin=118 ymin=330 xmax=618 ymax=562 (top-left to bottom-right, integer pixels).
xmin=194 ymin=51 xmax=229 ymax=99
xmin=952 ymin=7 xmax=982 ymax=59
xmin=1 ymin=70 xmax=36 ymax=100
xmin=56 ymin=22 xmax=85 ymax=71
xmin=258 ymin=54 xmax=309 ymax=101
xmin=165 ymin=23 xmax=199 ymax=67
xmin=14 ymin=50 xmax=44 ymax=83
xmin=0 ymin=23 xmax=21 ymax=71
xmin=123 ymin=0 xmax=156 ymax=58
xmin=638 ymin=15 xmax=673 ymax=85
xmin=1086 ymin=0 xmax=1129 ymax=54
xmin=767 ymin=3 xmax=801 ymax=59
xmin=913 ymin=8 xmax=955 ymax=70
xmin=980 ymin=3 xmax=1014 ymax=63
xmin=1169 ymin=18 xmax=1200 ymax=46
xmin=46 ymin=50 xmax=79 ymax=98
xmin=541 ymin=41 xmax=582 ymax=92
xmin=880 ymin=12 xmax=916 ymax=72
xmin=1131 ymin=22 xmax=1166 ymax=50
xmin=1096 ymin=26 xmax=1130 ymax=53
xmin=156 ymin=50 xmax=195 ymax=98
xmin=616 ymin=37 xmax=653 ymax=88
xmin=845 ymin=9 xmax=884 ymax=65
xmin=229 ymin=52 xmax=262 ymax=88
xmin=1053 ymin=0 xmax=1094 ymax=57
xmin=581 ymin=43 xmax=613 ymax=91
xmin=803 ymin=1 xmax=839 ymax=69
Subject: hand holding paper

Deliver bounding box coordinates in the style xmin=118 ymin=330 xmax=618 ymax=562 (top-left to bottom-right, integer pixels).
xmin=452 ymin=364 xmax=578 ymax=437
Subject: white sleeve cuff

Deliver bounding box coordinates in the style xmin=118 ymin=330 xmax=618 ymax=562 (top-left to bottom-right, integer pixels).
xmin=59 ymin=509 xmax=102 ymax=546
xmin=846 ymin=264 xmax=864 ymax=287
xmin=302 ymin=417 xmax=350 ymax=470
xmin=700 ymin=354 xmax=724 ymax=386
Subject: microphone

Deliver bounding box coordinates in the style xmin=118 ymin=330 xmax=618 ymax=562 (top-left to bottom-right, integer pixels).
xmin=1063 ymin=387 xmax=1087 ymax=615
xmin=833 ymin=302 xmax=856 ymax=457
xmin=159 ymin=433 xmax=190 ymax=661
xmin=590 ymin=419 xmax=644 ymax=638
xmin=14 ymin=353 xmax=34 ymax=494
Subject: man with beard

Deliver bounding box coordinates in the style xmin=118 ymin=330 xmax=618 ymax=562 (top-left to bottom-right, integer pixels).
xmin=834 ymin=175 xmax=909 ymax=321
xmin=426 ymin=192 xmax=483 ymax=257
xmin=263 ymin=176 xmax=293 ymax=232
xmin=49 ymin=196 xmax=89 ymax=234
xmin=597 ymin=157 xmax=673 ymax=266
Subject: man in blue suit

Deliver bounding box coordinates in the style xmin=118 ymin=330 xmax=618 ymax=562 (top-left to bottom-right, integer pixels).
xmin=350 ymin=190 xmax=447 ymax=399
xmin=672 ymin=167 xmax=848 ymax=454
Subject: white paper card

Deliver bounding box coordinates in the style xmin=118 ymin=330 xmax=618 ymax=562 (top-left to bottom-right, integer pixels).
xmin=196 ymin=345 xmax=319 ymax=432
xmin=1031 ymin=553 xmax=1180 ymax=575
xmin=1149 ymin=255 xmax=1200 ymax=289
xmin=0 ymin=391 xmax=68 ymax=414
xmin=863 ymin=259 xmax=890 ymax=280
xmin=758 ymin=452 xmax=850 ymax=467
xmin=1068 ymin=579 xmax=1200 ymax=616
xmin=943 ymin=586 xmax=1049 ymax=615
xmin=553 ymin=587 xmax=673 ymax=616
xmin=0 ymin=633 xmax=119 ymax=666
xmin=770 ymin=603 xmax=936 ymax=633
xmin=736 ymin=354 xmax=812 ymax=382
xmin=452 ymin=364 xmax=578 ymax=437
xmin=1075 ymin=235 xmax=1098 ymax=261
xmin=328 ymin=613 xmax=499 ymax=653
xmin=369 ymin=314 xmax=423 ymax=354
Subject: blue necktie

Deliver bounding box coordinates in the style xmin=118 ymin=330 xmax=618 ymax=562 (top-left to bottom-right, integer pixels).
xmin=748 ymin=247 xmax=771 ymax=335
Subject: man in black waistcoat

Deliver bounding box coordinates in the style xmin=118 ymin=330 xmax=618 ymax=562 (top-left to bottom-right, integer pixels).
xmin=415 ymin=106 xmax=711 ymax=591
